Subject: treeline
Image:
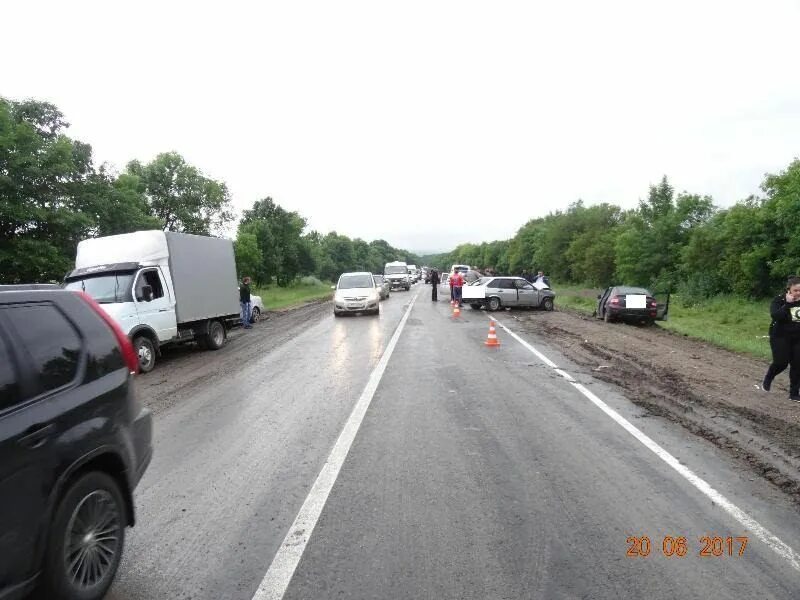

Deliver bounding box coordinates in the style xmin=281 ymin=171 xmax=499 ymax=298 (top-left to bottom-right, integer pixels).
xmin=233 ymin=198 xmax=419 ymax=286
xmin=434 ymin=163 xmax=800 ymax=299
xmin=0 ymin=97 xmax=417 ymax=285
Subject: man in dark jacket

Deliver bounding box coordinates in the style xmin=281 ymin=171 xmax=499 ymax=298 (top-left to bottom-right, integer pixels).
xmin=763 ymin=276 xmax=800 ymax=400
xmin=430 ymin=268 xmax=440 ymax=301
xmin=240 ymin=276 xmax=252 ymax=329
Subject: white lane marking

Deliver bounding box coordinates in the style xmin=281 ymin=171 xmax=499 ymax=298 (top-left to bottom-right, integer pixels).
xmin=252 ymin=288 xmax=421 ymax=600
xmin=490 ymin=314 xmax=800 ymax=572
xmin=489 ymin=316 xmax=559 ymax=368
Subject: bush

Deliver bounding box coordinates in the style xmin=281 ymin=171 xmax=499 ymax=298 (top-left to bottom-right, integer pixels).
xmin=299 ymin=275 xmax=324 ymax=286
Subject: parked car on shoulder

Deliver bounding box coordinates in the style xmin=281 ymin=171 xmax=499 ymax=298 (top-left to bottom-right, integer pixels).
xmin=0 ymin=284 xmax=153 ymax=600
xmin=333 ymin=272 xmax=381 ymax=316
xmin=373 ymin=275 xmax=391 ymax=300
xmin=595 ymin=286 xmax=659 ymax=324
xmin=462 ymin=276 xmax=555 ymax=311
xmin=250 ymin=294 xmax=266 ymax=323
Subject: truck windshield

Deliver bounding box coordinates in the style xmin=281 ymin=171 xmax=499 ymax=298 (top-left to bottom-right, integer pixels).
xmin=385 ymin=266 xmax=407 ymax=275
xmin=64 ymin=273 xmax=135 ymax=304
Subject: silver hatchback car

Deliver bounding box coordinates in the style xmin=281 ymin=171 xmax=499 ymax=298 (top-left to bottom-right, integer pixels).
xmin=333 ymin=272 xmax=381 ymax=316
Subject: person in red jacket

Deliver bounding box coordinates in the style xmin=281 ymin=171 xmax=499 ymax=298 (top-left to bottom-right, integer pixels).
xmin=451 ymin=271 xmax=465 ymax=307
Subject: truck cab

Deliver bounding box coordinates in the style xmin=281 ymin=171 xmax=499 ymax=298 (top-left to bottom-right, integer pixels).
xmin=64 ymin=231 xmax=240 ymax=373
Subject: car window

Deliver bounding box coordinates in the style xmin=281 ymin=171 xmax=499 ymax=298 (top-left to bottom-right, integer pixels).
xmin=0 ymin=332 xmax=21 ymax=410
xmin=492 ymin=278 xmax=516 ymax=289
xmin=136 ymin=269 xmax=165 ymax=301
xmin=515 ymin=280 xmax=534 ymax=290
xmin=4 ymin=303 xmax=82 ymax=398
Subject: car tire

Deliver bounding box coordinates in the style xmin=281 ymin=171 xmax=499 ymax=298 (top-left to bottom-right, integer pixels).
xmin=470 ymin=303 xmax=481 ymax=310
xmin=41 ymin=472 xmax=126 ymax=600
xmin=541 ymin=297 xmax=554 ymax=312
xmin=604 ymin=309 xmax=614 ymax=323
xmin=133 ymin=335 xmax=156 ymax=373
xmin=205 ymin=320 xmax=226 ymax=350
xmin=405 ymin=286 xmax=410 ymax=291
xmin=334 ymin=310 xmax=342 ymax=317
xmin=488 ymin=297 xmax=501 ymax=312
xmin=250 ymin=307 xmax=260 ymax=323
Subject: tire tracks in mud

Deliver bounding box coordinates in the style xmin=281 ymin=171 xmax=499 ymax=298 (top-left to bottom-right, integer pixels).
xmin=513 ymin=310 xmax=800 ymax=506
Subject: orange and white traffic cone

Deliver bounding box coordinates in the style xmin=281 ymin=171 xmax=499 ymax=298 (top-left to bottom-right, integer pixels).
xmin=452 ymin=303 xmax=461 ymax=318
xmin=485 ymin=320 xmax=500 ymax=347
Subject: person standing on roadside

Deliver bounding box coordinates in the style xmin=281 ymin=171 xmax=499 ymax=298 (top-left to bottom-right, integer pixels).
xmin=763 ymin=276 xmax=800 ymax=401
xmin=449 ymin=270 xmax=455 ymax=302
xmin=240 ymin=276 xmax=253 ymax=329
xmin=452 ymin=270 xmax=465 ymax=307
xmin=534 ymin=270 xmax=551 ymax=287
xmin=430 ymin=268 xmax=440 ymax=301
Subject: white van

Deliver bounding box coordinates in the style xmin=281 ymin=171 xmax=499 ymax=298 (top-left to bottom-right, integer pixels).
xmin=384 ymin=261 xmax=411 ymax=291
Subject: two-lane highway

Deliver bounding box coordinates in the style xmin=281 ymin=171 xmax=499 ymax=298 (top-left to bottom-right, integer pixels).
xmin=110 ymin=283 xmax=800 ymax=599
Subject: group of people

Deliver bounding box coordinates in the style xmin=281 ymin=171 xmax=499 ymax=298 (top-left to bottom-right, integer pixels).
xmin=426 ymin=268 xmax=465 ymax=305
xmin=521 ymin=269 xmax=550 ymax=287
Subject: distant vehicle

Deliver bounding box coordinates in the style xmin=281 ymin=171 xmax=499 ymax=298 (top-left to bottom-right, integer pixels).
xmin=407 ymin=265 xmax=419 ymax=282
xmin=64 ymin=231 xmax=242 ymax=373
xmin=250 ymin=294 xmax=266 ymax=323
xmin=422 ymin=267 xmax=431 ymax=283
xmin=450 ymin=264 xmax=470 ymax=277
xmin=463 ymin=276 xmax=556 ymax=311
xmin=595 ymin=286 xmax=659 ymax=324
xmin=334 ymin=272 xmax=381 ymax=316
xmin=373 ymin=274 xmax=391 ymax=300
xmin=0 ymin=285 xmax=152 ymax=600
xmin=384 ymin=261 xmax=411 ymax=291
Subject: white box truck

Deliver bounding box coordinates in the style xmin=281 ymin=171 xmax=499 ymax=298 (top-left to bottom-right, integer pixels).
xmin=64 ymin=230 xmax=241 ymax=372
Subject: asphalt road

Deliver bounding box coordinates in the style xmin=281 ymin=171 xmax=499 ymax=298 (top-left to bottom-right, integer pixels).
xmin=108 ymin=283 xmax=800 ymax=600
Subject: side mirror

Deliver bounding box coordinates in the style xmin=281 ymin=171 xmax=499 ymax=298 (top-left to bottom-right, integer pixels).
xmin=597 ymin=294 xmax=602 ymax=299
xmin=142 ymin=285 xmax=154 ymax=302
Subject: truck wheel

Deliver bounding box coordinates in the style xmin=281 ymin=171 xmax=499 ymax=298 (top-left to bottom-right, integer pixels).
xmin=133 ymin=336 xmax=156 ymax=373
xmin=488 ymin=297 xmax=501 ymax=312
xmin=541 ymin=297 xmax=554 ymax=312
xmin=41 ymin=472 xmax=126 ymax=600
xmin=470 ymin=303 xmax=481 ymax=310
xmin=205 ymin=321 xmax=226 ymax=350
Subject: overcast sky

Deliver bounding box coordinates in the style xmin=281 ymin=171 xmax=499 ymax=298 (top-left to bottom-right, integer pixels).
xmin=3 ymin=0 xmax=799 ymax=252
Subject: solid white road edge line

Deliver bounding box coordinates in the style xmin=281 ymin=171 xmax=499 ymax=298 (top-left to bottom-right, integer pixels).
xmin=251 ymin=289 xmax=421 ymax=600
xmin=490 ymin=314 xmax=800 ymax=572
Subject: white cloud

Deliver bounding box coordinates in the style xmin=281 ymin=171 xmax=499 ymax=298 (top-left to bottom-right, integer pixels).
xmin=3 ymin=0 xmax=799 ymax=251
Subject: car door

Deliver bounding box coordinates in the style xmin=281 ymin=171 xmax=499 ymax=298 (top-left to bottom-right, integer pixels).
xmin=0 ymin=302 xmax=83 ymax=589
xmin=515 ymin=279 xmax=538 ymax=306
xmin=134 ymin=267 xmax=177 ymax=342
xmin=493 ymin=278 xmax=518 ymax=306
xmin=598 ymin=287 xmax=612 ymax=316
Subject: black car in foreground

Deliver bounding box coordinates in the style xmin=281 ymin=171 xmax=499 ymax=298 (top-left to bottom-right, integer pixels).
xmin=596 ymin=285 xmax=660 ymax=324
xmin=0 ymin=285 xmax=152 ymax=600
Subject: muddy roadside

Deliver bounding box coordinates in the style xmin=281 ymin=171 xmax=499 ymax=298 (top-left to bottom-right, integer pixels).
xmin=135 ymin=301 xmax=332 ymax=415
xmin=509 ymin=307 xmax=800 ymax=506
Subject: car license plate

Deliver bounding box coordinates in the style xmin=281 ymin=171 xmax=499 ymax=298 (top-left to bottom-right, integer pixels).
xmin=347 ymin=303 xmax=364 ymax=309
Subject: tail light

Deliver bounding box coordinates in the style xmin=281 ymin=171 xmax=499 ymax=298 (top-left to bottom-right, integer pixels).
xmin=609 ymin=296 xmax=620 ymax=305
xmin=76 ymin=291 xmax=139 ymax=374
xmin=650 ymin=300 xmax=658 ymax=308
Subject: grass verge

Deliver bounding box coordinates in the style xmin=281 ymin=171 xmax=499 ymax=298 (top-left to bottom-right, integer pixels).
xmin=254 ymin=281 xmax=333 ymax=311
xmin=554 ymin=286 xmax=771 ymax=360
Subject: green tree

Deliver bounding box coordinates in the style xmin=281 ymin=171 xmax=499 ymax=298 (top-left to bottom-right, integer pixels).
xmin=127 ymin=152 xmax=233 ymax=235
xmin=234 ymin=232 xmax=263 ymax=282
xmin=0 ymin=98 xmax=95 ymax=283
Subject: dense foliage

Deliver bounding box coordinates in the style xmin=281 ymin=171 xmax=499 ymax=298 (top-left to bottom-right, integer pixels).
xmin=432 ymin=168 xmax=800 ymax=299
xmin=0 ymin=97 xmax=417 ymax=285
